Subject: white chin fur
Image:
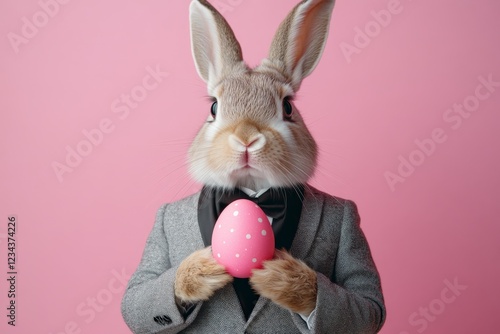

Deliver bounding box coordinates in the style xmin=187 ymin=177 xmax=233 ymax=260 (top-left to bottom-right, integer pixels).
xmin=189 ymin=163 xmax=307 ymax=190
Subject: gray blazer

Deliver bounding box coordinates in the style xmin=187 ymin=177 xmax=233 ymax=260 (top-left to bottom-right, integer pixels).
xmin=121 ymin=185 xmax=386 ymax=333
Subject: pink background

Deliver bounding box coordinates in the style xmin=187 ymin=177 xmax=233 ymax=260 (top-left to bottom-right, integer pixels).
xmin=1 ymin=0 xmax=499 ymax=333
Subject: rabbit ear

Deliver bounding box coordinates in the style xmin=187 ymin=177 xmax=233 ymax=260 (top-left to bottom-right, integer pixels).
xmin=267 ymin=0 xmax=335 ymax=91
xmin=189 ymin=0 xmax=244 ymax=87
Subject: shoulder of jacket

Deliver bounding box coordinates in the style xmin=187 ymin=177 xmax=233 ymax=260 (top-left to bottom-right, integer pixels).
xmin=155 ymin=191 xmax=202 ymax=220
xmin=305 ymin=184 xmax=355 ymax=209
xmin=161 ymin=191 xmax=201 ymax=209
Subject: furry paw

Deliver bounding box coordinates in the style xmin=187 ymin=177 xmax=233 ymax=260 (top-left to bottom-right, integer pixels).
xmin=174 ymin=247 xmax=233 ymax=303
xmin=250 ymin=249 xmax=317 ymax=315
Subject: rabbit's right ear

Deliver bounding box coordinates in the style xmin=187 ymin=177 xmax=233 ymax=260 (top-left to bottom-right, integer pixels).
xmin=267 ymin=0 xmax=336 ymax=91
xmin=189 ymin=0 xmax=244 ymax=88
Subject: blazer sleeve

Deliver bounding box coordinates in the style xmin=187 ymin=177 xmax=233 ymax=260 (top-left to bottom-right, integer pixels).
xmin=121 ymin=204 xmax=202 ymax=334
xmin=293 ymin=200 xmax=386 ymax=334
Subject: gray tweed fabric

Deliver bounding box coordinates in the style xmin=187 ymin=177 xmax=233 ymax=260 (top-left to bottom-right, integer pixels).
xmin=121 ymin=185 xmax=386 ymax=333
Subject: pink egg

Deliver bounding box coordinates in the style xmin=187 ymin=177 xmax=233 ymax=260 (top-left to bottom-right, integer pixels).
xmin=212 ymin=199 xmax=275 ymax=278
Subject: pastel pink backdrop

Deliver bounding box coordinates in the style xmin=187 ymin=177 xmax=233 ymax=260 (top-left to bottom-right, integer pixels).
xmin=1 ymin=0 xmax=499 ymax=333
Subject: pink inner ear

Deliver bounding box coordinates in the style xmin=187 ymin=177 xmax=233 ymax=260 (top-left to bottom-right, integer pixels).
xmin=292 ymin=1 xmax=325 ymax=70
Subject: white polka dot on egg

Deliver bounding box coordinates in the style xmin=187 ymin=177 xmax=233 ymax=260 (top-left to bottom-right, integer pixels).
xmin=233 ymin=211 xmax=239 ymax=216
xmin=258 ymin=217 xmax=263 ymax=223
xmin=236 ymin=253 xmax=240 ymax=258
xmin=261 ymin=230 xmax=267 ymax=236
xmin=252 ymin=258 xmax=257 ymax=263
xmin=246 ymin=234 xmax=251 ymax=239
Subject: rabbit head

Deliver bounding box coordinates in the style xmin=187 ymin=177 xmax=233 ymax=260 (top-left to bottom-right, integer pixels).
xmin=188 ymin=0 xmax=335 ymax=190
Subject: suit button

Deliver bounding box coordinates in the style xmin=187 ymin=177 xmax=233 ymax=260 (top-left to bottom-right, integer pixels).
xmin=153 ymin=315 xmax=172 ymax=326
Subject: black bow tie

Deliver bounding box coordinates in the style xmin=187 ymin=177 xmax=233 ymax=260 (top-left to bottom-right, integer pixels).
xmin=197 ymin=185 xmax=305 ymax=320
xmin=197 ymin=185 xmax=305 ymax=250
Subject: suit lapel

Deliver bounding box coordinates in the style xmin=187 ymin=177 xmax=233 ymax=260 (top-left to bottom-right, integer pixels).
xmin=290 ymin=185 xmax=324 ymax=260
xmin=187 ymin=192 xmax=206 ymax=250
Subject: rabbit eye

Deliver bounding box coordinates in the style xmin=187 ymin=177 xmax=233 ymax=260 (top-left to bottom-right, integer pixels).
xmin=210 ymin=101 xmax=218 ymax=118
xmin=283 ymin=97 xmax=293 ymax=120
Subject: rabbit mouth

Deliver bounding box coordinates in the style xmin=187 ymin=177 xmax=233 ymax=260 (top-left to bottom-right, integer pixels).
xmin=236 ymin=149 xmax=255 ymax=169
xmin=236 ymin=164 xmax=258 ymax=173
xmin=243 ymin=151 xmax=250 ymax=166
xmin=230 ymin=166 xmax=269 ymax=189
xmin=233 ymin=163 xmax=262 ymax=176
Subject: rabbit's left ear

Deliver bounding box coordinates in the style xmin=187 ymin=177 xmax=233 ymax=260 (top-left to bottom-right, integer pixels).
xmin=189 ymin=0 xmax=244 ymax=88
xmin=267 ymin=0 xmax=336 ymax=91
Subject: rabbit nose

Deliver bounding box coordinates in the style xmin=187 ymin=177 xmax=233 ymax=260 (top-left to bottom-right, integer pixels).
xmin=229 ymin=133 xmax=266 ymax=152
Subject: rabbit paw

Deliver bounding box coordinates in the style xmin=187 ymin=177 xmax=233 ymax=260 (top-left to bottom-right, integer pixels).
xmin=174 ymin=247 xmax=233 ymax=303
xmin=250 ymin=249 xmax=317 ymax=315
